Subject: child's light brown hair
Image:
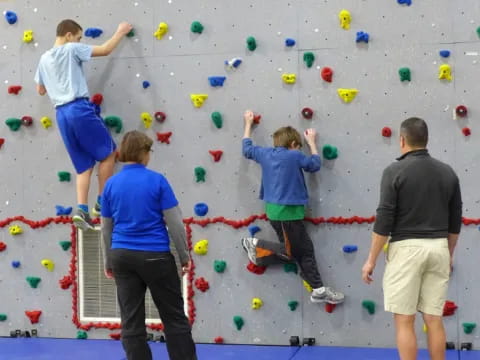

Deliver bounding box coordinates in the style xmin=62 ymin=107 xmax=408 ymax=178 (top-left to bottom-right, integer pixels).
xmin=118 ymin=130 xmax=153 ymax=163
xmin=56 ymin=19 xmax=83 ymax=37
xmin=273 ymin=126 xmax=302 ymax=148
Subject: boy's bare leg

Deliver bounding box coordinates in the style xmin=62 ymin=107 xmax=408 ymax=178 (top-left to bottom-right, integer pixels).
xmin=77 ymin=168 xmax=94 ymax=205
xmin=98 ymin=152 xmax=116 ymax=196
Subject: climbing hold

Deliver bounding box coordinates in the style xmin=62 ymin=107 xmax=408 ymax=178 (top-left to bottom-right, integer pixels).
xmin=9 ymin=225 xmax=23 ymax=235
xmin=0 ymin=242 xmax=6 ymax=252
xmin=225 ymin=58 xmax=242 ymax=69
xmin=337 ymin=88 xmax=358 ymax=103
xmin=423 ymin=324 xmax=428 ymax=333
xmin=303 ymin=52 xmax=315 ymax=68
xmin=382 ymin=127 xmax=392 ymax=138
xmin=84 ymin=27 xmax=103 ymax=38
xmin=397 ymin=0 xmax=412 ymax=5
xmin=140 ymin=112 xmax=153 ymax=129
xmin=154 ymin=111 xmax=166 ymax=123
xmin=462 ymin=127 xmax=471 ymax=137
xmin=356 ymin=31 xmax=370 ymax=43
xmin=126 ymin=29 xmax=135 ymax=37
xmin=321 ymin=67 xmax=334 ymax=83
xmin=156 ymin=132 xmax=172 ymax=144
xmin=477 ymin=26 xmax=480 ymax=38
xmin=21 ymin=116 xmax=33 ymax=126
xmin=0 ymin=138 xmax=5 ymax=149
xmin=40 ymin=116 xmax=52 ymax=129
xmin=251 ymin=298 xmax=263 ymax=310
xmin=194 ymin=203 xmax=209 ymax=216
xmin=0 ymin=314 xmax=7 ymax=321
xmin=25 ymin=310 xmax=42 ymax=324
xmin=104 ymin=116 xmax=123 ymax=133
xmin=398 ymin=67 xmax=411 ymax=82
xmin=456 ymin=105 xmax=468 ymax=118
xmin=342 ymin=245 xmax=358 ymax=253
xmin=248 ymin=225 xmax=261 ymax=237
xmin=288 ymin=301 xmax=299 ymax=311
xmin=303 ymin=280 xmax=313 ymax=293
xmin=5 ymin=11 xmax=18 ymax=25
xmin=325 ymin=303 xmax=337 ymax=313
xmin=284 ymin=263 xmax=298 ymax=274
xmin=57 ymin=171 xmax=71 ymax=182
xmin=41 ymin=259 xmax=55 ymax=272
xmin=246 ymin=262 xmax=267 ymax=275
xmin=214 ymin=336 xmax=224 ymax=344
xmin=214 ymin=260 xmax=227 ymax=273
xmin=208 ymin=76 xmax=226 ymax=87
xmin=285 ymin=38 xmax=296 ymax=47
xmin=190 ymin=94 xmax=208 ymax=108
xmin=362 ymin=300 xmax=376 ymax=315
xmin=211 ymin=112 xmax=223 ymax=129
xmin=233 ymin=316 xmax=244 ymax=330
xmin=322 ymin=145 xmax=338 ymax=160
xmin=110 ymin=333 xmax=121 ymax=340
xmin=438 ymin=64 xmax=452 ymax=81
xmin=301 ymin=107 xmax=314 ymax=119
xmin=209 ymin=150 xmax=223 ymax=162
xmin=23 ymin=30 xmax=34 ymax=43
xmin=383 ymin=242 xmax=389 ymax=252
xmin=55 ymin=205 xmax=73 ymax=216
xmin=154 ymin=22 xmax=169 ymax=39
xmin=463 ymin=323 xmax=476 ymax=334
xmin=6 ymin=118 xmax=22 ymax=131
xmin=282 ymin=73 xmax=296 ymax=84
xmin=8 ymin=85 xmax=22 ymax=95
xmin=439 ymin=50 xmax=450 ymax=58
xmin=77 ymin=330 xmax=88 ymax=339
xmin=339 ymin=9 xmax=351 ymax=30
xmin=194 ymin=277 xmax=210 ymax=292
xmin=194 ymin=167 xmax=206 ymax=182
xmin=91 ymin=93 xmax=103 ymax=105
xmin=253 ymin=114 xmax=262 ymax=124
xmin=443 ymin=300 xmax=458 ymax=316
xmin=12 ymin=261 xmax=21 ymax=268
xmin=26 ymin=276 xmax=41 ymax=289
xmin=59 ymin=241 xmax=72 ymax=251
xmin=246 ymin=36 xmax=257 ymax=51
xmin=191 ymin=21 xmax=204 ymax=34
xmin=142 ymin=81 xmax=150 ymax=89
xmin=193 ymin=239 xmax=209 ymax=255
xmin=59 ymin=276 xmax=73 ymax=290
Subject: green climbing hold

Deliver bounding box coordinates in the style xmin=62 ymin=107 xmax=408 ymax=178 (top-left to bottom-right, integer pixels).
xmin=214 ymin=260 xmax=227 ymax=273
xmin=211 ymin=112 xmax=223 ymax=129
xmin=6 ymin=118 xmax=22 ymax=131
xmin=476 ymin=26 xmax=480 ymax=38
xmin=233 ymin=316 xmax=244 ymax=330
xmin=463 ymin=322 xmax=477 ymax=334
xmin=288 ymin=300 xmax=299 ymax=311
xmin=57 ymin=171 xmax=71 ymax=182
xmin=362 ymin=300 xmax=376 ymax=315
xmin=322 ymin=144 xmax=338 ymax=160
xmin=26 ymin=276 xmax=41 ymax=289
xmin=246 ymin=36 xmax=257 ymax=51
xmin=59 ymin=241 xmax=72 ymax=251
xmin=284 ymin=263 xmax=298 ymax=274
xmin=104 ymin=115 xmax=123 ymax=134
xmin=191 ymin=21 xmax=204 ymax=34
xmin=398 ymin=67 xmax=411 ymax=82
xmin=194 ymin=167 xmax=206 ymax=183
xmin=0 ymin=313 xmax=7 ymax=321
xmin=77 ymin=330 xmax=88 ymax=339
xmin=303 ymin=52 xmax=315 ymax=68
xmin=126 ymin=29 xmax=135 ymax=37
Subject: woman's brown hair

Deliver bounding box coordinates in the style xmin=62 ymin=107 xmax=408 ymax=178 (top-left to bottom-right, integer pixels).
xmin=273 ymin=126 xmax=302 ymax=148
xmin=118 ymin=131 xmax=153 ymax=163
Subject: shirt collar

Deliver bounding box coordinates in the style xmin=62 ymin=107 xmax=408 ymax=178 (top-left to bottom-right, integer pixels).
xmin=396 ymin=149 xmax=429 ymax=161
xmin=122 ymin=163 xmax=146 ymax=170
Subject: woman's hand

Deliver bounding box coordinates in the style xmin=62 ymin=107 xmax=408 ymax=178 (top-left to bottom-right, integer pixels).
xmin=104 ymin=269 xmax=114 ymax=279
xmin=182 ymin=260 xmax=192 ymax=275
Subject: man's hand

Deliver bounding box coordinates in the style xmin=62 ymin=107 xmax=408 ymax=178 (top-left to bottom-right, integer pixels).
xmin=116 ymin=22 xmax=133 ymax=36
xmin=304 ymin=128 xmax=317 ymax=145
xmin=362 ymin=261 xmax=375 ymax=284
xmin=104 ymin=269 xmax=114 ymax=279
xmin=182 ymin=260 xmax=192 ymax=275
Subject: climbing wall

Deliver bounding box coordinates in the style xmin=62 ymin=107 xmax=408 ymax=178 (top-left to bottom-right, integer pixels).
xmin=1 ymin=0 xmax=480 ymax=349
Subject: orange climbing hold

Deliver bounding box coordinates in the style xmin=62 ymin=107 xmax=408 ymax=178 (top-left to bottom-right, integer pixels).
xmin=209 ymin=150 xmax=223 ymax=162
xmin=25 ymin=310 xmax=42 ymax=324
xmin=156 ymin=132 xmax=172 ymax=144
xmin=8 ymin=85 xmax=22 ymax=95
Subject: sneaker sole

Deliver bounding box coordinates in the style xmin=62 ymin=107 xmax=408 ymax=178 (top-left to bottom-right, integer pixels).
xmin=72 ymin=216 xmax=95 ymax=231
xmin=91 ymin=208 xmax=101 ymax=217
xmin=310 ymin=296 xmax=345 ymax=305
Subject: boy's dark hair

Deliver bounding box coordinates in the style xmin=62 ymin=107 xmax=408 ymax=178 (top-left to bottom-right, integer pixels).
xmin=400 ymin=117 xmax=428 ymax=148
xmin=56 ymin=19 xmax=82 ymax=37
xmin=273 ymin=126 xmax=302 ymax=148
xmin=118 ymin=131 xmax=153 ymax=163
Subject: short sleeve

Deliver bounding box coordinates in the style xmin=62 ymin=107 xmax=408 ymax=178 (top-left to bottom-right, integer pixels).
xmin=70 ymin=43 xmax=93 ymax=62
xmin=34 ymin=65 xmax=44 ymax=85
xmin=101 ymin=183 xmax=113 ymax=218
xmin=159 ymin=177 xmax=179 ymax=211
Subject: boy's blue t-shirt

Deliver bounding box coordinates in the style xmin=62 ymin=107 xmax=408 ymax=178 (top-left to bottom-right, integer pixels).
xmin=34 ymin=42 xmax=92 ymax=107
xmin=101 ymin=164 xmax=179 ymax=252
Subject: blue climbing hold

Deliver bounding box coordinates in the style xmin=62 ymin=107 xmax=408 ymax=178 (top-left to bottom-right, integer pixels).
xmin=343 ymin=245 xmax=358 ymax=253
xmin=225 ymin=58 xmax=242 ymax=69
xmin=142 ymin=81 xmax=150 ymax=89
xmin=356 ymin=31 xmax=370 ymax=43
xmin=439 ymin=50 xmax=451 ymax=58
xmin=56 ymin=205 xmax=73 ymax=216
xmin=285 ymin=38 xmax=296 ymax=47
xmin=397 ymin=0 xmax=412 ymax=5
xmin=208 ymin=76 xmax=227 ymax=87
xmin=194 ymin=203 xmax=209 ymax=217
xmin=11 ymin=260 xmax=21 ymax=268
xmin=248 ymin=225 xmax=261 ymax=237
xmin=5 ymin=11 xmax=18 ymax=25
xmin=84 ymin=27 xmax=103 ymax=38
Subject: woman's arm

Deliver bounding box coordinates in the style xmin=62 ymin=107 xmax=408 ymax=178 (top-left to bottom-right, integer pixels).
xmin=163 ymin=206 xmax=190 ymax=266
xmin=101 ymin=217 xmax=113 ymax=277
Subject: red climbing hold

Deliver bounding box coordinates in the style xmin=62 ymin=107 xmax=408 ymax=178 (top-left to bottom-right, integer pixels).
xmin=382 ymin=127 xmax=392 ymax=137
xmin=246 ymin=261 xmax=267 ymax=275
xmin=0 ymin=242 xmax=6 ymax=252
xmin=156 ymin=132 xmax=172 ymax=144
xmin=59 ymin=275 xmax=73 ymax=290
xmin=301 ymin=107 xmax=314 ymax=119
xmin=109 ymin=333 xmax=121 ymax=340
xmin=214 ymin=336 xmax=224 ymax=344
xmin=462 ymin=127 xmax=471 ymax=137
xmin=91 ymin=93 xmax=103 ymax=105
xmin=456 ymin=105 xmax=468 ymax=118
xmin=0 ymin=138 xmax=4 ymax=149
xmin=8 ymin=85 xmax=22 ymax=95
xmin=443 ymin=300 xmax=458 ymax=316
xmin=209 ymin=150 xmax=223 ymax=162
xmin=321 ymin=67 xmax=333 ymax=83
xmin=21 ymin=116 xmax=33 ymax=126
xmin=194 ymin=277 xmax=210 ymax=292
xmin=25 ymin=310 xmax=42 ymax=324
xmin=325 ymin=303 xmax=337 ymax=313
xmin=154 ymin=111 xmax=167 ymax=122
xmin=253 ymin=114 xmax=262 ymax=124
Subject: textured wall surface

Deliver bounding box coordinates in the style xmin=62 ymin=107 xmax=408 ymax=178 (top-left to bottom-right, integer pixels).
xmin=0 ymin=0 xmax=479 ymax=348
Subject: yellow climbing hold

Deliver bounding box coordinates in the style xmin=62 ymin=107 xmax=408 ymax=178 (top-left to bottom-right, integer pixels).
xmin=154 ymin=22 xmax=169 ymax=40
xmin=9 ymin=225 xmax=23 ymax=235
xmin=41 ymin=116 xmax=52 ymax=129
xmin=41 ymin=259 xmax=55 ymax=272
xmin=423 ymin=323 xmax=428 ymax=333
xmin=282 ymin=73 xmax=296 ymax=84
xmin=193 ymin=239 xmax=209 ymax=255
xmin=303 ymin=280 xmax=313 ymax=293
xmin=190 ymin=94 xmax=208 ymax=108
xmin=438 ymin=64 xmax=453 ymax=81
xmin=23 ymin=30 xmax=34 ymax=43
xmin=251 ymin=297 xmax=263 ymax=310
xmin=337 ymin=88 xmax=359 ymax=103
xmin=383 ymin=242 xmax=389 ymax=253
xmin=140 ymin=112 xmax=153 ymax=129
xmin=339 ymin=10 xmax=352 ymax=30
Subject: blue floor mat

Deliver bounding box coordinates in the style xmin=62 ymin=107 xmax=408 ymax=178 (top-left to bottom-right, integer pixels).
xmin=460 ymin=351 xmax=480 ymax=359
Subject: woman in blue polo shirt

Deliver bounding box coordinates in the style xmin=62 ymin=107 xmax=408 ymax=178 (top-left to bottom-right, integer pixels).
xmin=101 ymin=130 xmax=197 ymax=360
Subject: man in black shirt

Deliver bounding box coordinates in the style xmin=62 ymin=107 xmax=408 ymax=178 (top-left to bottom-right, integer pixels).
xmin=362 ymin=117 xmax=462 ymax=360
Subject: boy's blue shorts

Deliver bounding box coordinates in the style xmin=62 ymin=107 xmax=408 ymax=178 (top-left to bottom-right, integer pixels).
xmin=56 ymin=98 xmax=116 ymax=174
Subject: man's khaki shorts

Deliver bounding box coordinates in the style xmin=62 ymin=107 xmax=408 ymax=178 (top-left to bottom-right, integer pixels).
xmin=383 ymin=238 xmax=450 ymax=316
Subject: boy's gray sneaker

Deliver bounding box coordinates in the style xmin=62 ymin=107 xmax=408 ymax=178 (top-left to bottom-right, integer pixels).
xmin=72 ymin=209 xmax=95 ymax=231
xmin=311 ymin=287 xmax=345 ymax=304
xmin=91 ymin=202 xmax=101 ymax=217
xmin=241 ymin=237 xmax=257 ymax=264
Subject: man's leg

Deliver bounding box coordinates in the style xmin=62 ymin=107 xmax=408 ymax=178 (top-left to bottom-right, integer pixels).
xmin=394 ymin=314 xmax=417 ymax=360
xmin=422 ymin=314 xmax=446 ymax=360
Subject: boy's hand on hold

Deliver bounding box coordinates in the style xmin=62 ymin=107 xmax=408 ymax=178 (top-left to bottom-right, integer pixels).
xmin=244 ymin=110 xmax=254 ymax=127
xmin=304 ymin=128 xmax=317 ymax=144
xmin=117 ymin=22 xmax=133 ymax=36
